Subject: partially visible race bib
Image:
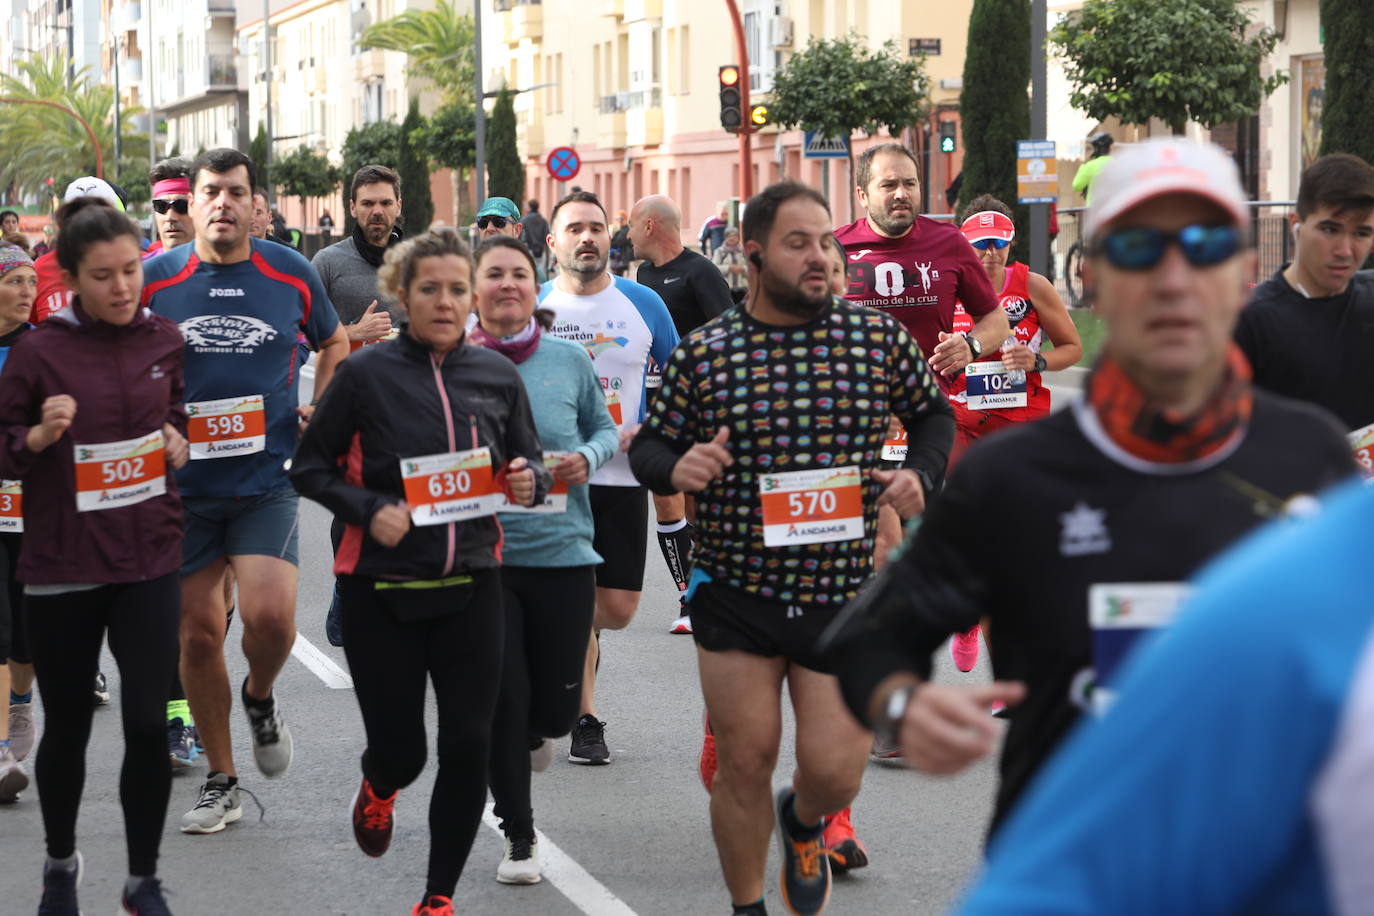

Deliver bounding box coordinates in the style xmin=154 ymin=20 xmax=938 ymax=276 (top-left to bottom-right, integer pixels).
xmin=399 ymin=447 xmax=498 ymax=526
xmin=498 ymin=451 xmax=570 ymax=514
xmin=605 ymin=390 xmax=624 ymax=425
xmin=759 ymin=466 xmax=864 ymax=547
xmin=881 ymin=428 xmax=908 ymax=462
xmin=186 ymin=395 xmax=266 ymax=460
xmin=1349 ymin=422 xmax=1374 ymax=478
xmin=0 ymin=480 xmax=21 ymax=532
xmin=965 ymin=362 xmax=1028 ymax=410
xmin=73 ymin=431 xmax=167 ymax=513
xmin=1088 ymin=581 xmax=1191 ymax=715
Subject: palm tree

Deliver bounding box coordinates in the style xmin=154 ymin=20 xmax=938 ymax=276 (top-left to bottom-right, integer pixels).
xmin=360 ymin=0 xmax=475 ymax=104
xmin=0 ymin=54 xmax=147 ymax=202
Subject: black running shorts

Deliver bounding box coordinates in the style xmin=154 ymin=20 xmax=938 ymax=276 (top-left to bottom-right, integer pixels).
xmin=687 ymin=578 xmax=839 ymax=675
xmin=589 ymin=485 xmax=648 ymax=592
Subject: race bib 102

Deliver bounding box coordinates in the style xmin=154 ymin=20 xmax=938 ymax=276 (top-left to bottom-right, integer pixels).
xmin=399 ymin=447 xmax=498 ymax=526
xmin=498 ymin=451 xmax=570 ymax=514
xmin=0 ymin=480 xmax=21 ymax=532
xmin=187 ymin=395 xmax=266 ymax=460
xmin=965 ymin=362 xmax=1028 ymax=410
xmin=881 ymin=428 xmax=908 ymax=462
xmin=759 ymin=465 xmax=864 ymax=547
xmin=73 ymin=431 xmax=167 ymax=513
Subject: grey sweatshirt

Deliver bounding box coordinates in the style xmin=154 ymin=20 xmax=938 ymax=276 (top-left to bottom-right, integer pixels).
xmin=310 ymin=237 xmax=399 ymax=326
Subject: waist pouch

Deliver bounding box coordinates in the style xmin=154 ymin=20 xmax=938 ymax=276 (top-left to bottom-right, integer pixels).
xmin=373 ymin=572 xmax=482 ymax=623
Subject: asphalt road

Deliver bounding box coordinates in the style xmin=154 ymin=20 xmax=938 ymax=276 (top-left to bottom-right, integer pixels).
xmin=1 ymin=490 xmax=1005 ymax=916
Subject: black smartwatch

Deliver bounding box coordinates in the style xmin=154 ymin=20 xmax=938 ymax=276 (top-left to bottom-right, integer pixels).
xmin=1033 ymin=353 xmax=1048 ymax=373
xmin=964 ymin=333 xmax=983 ymax=360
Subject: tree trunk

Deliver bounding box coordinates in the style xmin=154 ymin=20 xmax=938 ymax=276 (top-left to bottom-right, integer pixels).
xmin=455 ymin=166 xmax=472 ymax=225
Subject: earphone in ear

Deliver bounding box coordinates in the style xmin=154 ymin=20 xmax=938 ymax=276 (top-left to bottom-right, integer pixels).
xmin=749 ymin=252 xmax=763 ymax=268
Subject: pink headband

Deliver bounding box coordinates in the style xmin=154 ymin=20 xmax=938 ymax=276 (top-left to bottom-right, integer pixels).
xmin=152 ymin=178 xmax=191 ymax=198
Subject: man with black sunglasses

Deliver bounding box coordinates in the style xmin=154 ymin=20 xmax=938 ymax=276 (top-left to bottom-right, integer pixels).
xmin=825 ymin=138 xmax=1356 ymax=840
xmin=147 ymin=157 xmax=196 ymax=257
xmin=1236 ymin=153 xmax=1374 ymax=468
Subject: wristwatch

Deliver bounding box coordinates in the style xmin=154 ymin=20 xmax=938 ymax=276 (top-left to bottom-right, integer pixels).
xmin=873 ymin=684 xmax=917 ymax=748
xmin=963 ymin=333 xmax=983 ymax=360
xmin=1033 ymin=353 xmax=1048 ymax=373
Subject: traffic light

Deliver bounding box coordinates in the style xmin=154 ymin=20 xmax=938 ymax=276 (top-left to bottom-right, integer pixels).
xmin=939 ymin=121 xmax=957 ymax=154
xmin=719 ymin=65 xmax=742 ymax=133
xmin=749 ymin=104 xmax=769 ymax=127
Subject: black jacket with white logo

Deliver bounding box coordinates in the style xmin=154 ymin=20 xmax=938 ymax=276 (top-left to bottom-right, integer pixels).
xmin=830 ymin=390 xmax=1354 ymax=833
xmin=291 ymin=330 xmax=548 ymax=581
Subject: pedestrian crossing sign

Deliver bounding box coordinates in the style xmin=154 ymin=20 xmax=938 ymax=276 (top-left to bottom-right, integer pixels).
xmin=803 ymin=132 xmax=849 ymax=159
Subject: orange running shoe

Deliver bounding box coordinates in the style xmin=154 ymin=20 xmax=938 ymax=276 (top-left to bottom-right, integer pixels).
xmin=821 ymin=806 xmax=869 ymax=874
xmin=951 ymin=625 xmax=981 ymax=672
xmin=699 ymin=713 xmax=718 ymax=793
xmin=411 ymin=895 xmax=454 ymax=916
xmin=351 ymin=775 xmax=396 ymax=858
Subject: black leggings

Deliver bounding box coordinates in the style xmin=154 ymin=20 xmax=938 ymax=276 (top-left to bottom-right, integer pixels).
xmin=339 ymin=570 xmax=504 ymax=899
xmin=0 ymin=533 xmax=29 ymax=664
xmin=489 ymin=565 xmax=596 ymax=838
xmin=26 ymin=574 xmax=180 ymax=876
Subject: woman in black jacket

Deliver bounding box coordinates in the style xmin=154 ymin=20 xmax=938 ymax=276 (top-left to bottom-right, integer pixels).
xmin=291 ymin=228 xmax=548 ymax=916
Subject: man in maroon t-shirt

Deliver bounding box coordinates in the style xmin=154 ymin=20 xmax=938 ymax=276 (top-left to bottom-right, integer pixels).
xmin=836 ymin=142 xmax=1007 ymax=380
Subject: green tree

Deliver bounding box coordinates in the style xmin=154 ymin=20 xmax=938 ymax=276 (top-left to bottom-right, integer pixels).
xmin=768 ymin=35 xmax=930 ymax=220
xmin=398 ymin=98 xmax=434 ymax=233
xmin=273 ymin=145 xmax=341 ymax=216
xmin=0 ymin=54 xmax=146 ymax=200
xmin=412 ymin=101 xmax=476 ymax=223
xmin=1318 ymin=0 xmax=1374 ymax=162
xmin=958 ymin=0 xmax=1031 ymax=225
xmin=1049 ymin=0 xmax=1286 ymax=135
xmin=339 ymin=119 xmax=404 ymax=232
xmin=248 ymin=122 xmax=270 ymax=192
xmin=361 ymin=0 xmax=475 ymax=104
xmin=486 ymin=88 xmax=524 ymax=207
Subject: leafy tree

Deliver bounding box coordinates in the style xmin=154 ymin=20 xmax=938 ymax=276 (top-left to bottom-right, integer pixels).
xmin=273 ymin=145 xmax=341 ymax=215
xmin=769 ymin=35 xmax=930 ymax=220
xmin=412 ymin=101 xmax=476 ymax=223
xmin=958 ymin=0 xmax=1030 ymax=227
xmin=486 ymin=89 xmax=524 ymax=207
xmin=361 ymin=0 xmax=475 ymax=104
xmin=1048 ymin=0 xmax=1286 ymax=135
xmin=397 ymin=98 xmax=434 ymax=233
xmin=339 ymin=119 xmax=404 ymax=232
xmin=248 ymin=123 xmax=269 ymax=192
xmin=0 ymin=54 xmax=146 ymax=200
xmin=1318 ymin=0 xmax=1374 ymax=163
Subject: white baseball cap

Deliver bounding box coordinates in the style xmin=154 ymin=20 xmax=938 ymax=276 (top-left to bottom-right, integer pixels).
xmin=63 ymin=176 xmax=125 ymax=212
xmin=1083 ymin=138 xmax=1247 ymax=241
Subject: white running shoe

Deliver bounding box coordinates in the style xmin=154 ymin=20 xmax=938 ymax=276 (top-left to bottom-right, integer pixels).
xmin=180 ymin=771 xmax=243 ymax=833
xmin=8 ymin=701 xmax=35 ymax=761
xmin=496 ymin=836 xmax=542 ymax=885
xmin=243 ymin=682 xmax=294 ymax=779
xmin=0 ymin=743 xmax=30 ymax=802
xmin=669 ymin=615 xmax=693 ymax=635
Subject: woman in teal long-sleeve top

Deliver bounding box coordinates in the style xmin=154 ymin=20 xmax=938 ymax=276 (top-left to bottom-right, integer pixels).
xmin=468 ymin=235 xmax=619 ymax=886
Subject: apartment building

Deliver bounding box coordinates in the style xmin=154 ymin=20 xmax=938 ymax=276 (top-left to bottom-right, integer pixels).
xmin=141 ymin=0 xmax=248 ymax=155
xmin=484 ymin=0 xmax=976 ymax=230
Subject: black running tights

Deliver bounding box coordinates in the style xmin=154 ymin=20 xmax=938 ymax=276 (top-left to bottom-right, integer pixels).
xmin=339 ymin=571 xmax=504 ymax=900
xmin=489 ymin=565 xmax=596 ymax=838
xmin=26 ymin=574 xmax=180 ymax=876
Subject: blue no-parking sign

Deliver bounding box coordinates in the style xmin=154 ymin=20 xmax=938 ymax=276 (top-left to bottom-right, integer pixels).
xmin=546 ymin=147 xmax=582 ymax=182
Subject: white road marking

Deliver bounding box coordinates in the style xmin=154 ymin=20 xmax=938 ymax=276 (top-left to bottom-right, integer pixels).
xmin=482 ymin=804 xmax=639 ymax=915
xmin=291 ymin=633 xmax=354 ymax=689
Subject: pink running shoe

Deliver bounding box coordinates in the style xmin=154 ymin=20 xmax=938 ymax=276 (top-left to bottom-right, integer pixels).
xmin=951 ymin=625 xmax=981 ymax=672
xmin=699 ymin=714 xmax=717 ymax=793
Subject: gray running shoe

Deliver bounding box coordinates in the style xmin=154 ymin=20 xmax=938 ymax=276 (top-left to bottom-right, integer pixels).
xmin=0 ymin=742 xmax=29 ymax=802
xmin=93 ymin=670 xmax=110 ymax=706
xmin=180 ymin=771 xmax=242 ymax=834
xmin=8 ymin=700 xmax=35 ymax=761
xmin=37 ymin=849 xmax=81 ymax=915
xmin=242 ymin=680 xmax=293 ymax=778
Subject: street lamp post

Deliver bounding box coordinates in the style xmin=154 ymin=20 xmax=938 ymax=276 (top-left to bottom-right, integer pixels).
xmin=264 ymin=0 xmax=274 ymax=197
xmin=112 ymin=37 xmax=121 ymax=172
xmin=473 ymin=0 xmax=485 ymax=202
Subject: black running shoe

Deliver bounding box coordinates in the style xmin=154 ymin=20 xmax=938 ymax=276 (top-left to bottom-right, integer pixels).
xmin=122 ymin=875 xmax=172 ymax=915
xmin=773 ymin=788 xmax=833 ymax=915
xmin=567 ymin=714 xmax=610 ymax=765
xmin=37 ymin=851 xmax=81 ymax=916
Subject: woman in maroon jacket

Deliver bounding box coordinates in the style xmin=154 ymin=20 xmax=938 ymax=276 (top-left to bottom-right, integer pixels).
xmin=0 ymin=198 xmax=188 ymax=916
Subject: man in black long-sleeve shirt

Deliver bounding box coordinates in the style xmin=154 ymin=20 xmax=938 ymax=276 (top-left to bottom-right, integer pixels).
xmin=630 ymin=181 xmax=952 ymax=916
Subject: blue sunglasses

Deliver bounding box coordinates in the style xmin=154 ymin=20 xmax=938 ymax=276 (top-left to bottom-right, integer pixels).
xmin=1098 ymin=224 xmax=1241 ymax=270
xmin=970 ymin=238 xmax=1011 ymax=251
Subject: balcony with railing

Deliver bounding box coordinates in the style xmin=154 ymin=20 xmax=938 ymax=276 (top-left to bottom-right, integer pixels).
xmin=498 ymin=0 xmax=542 ymax=43
xmin=207 ymin=54 xmax=237 ymax=88
xmin=596 ymin=88 xmax=660 ymax=114
xmin=207 ymin=0 xmax=235 ymax=16
xmin=111 ymin=1 xmax=140 ymax=33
